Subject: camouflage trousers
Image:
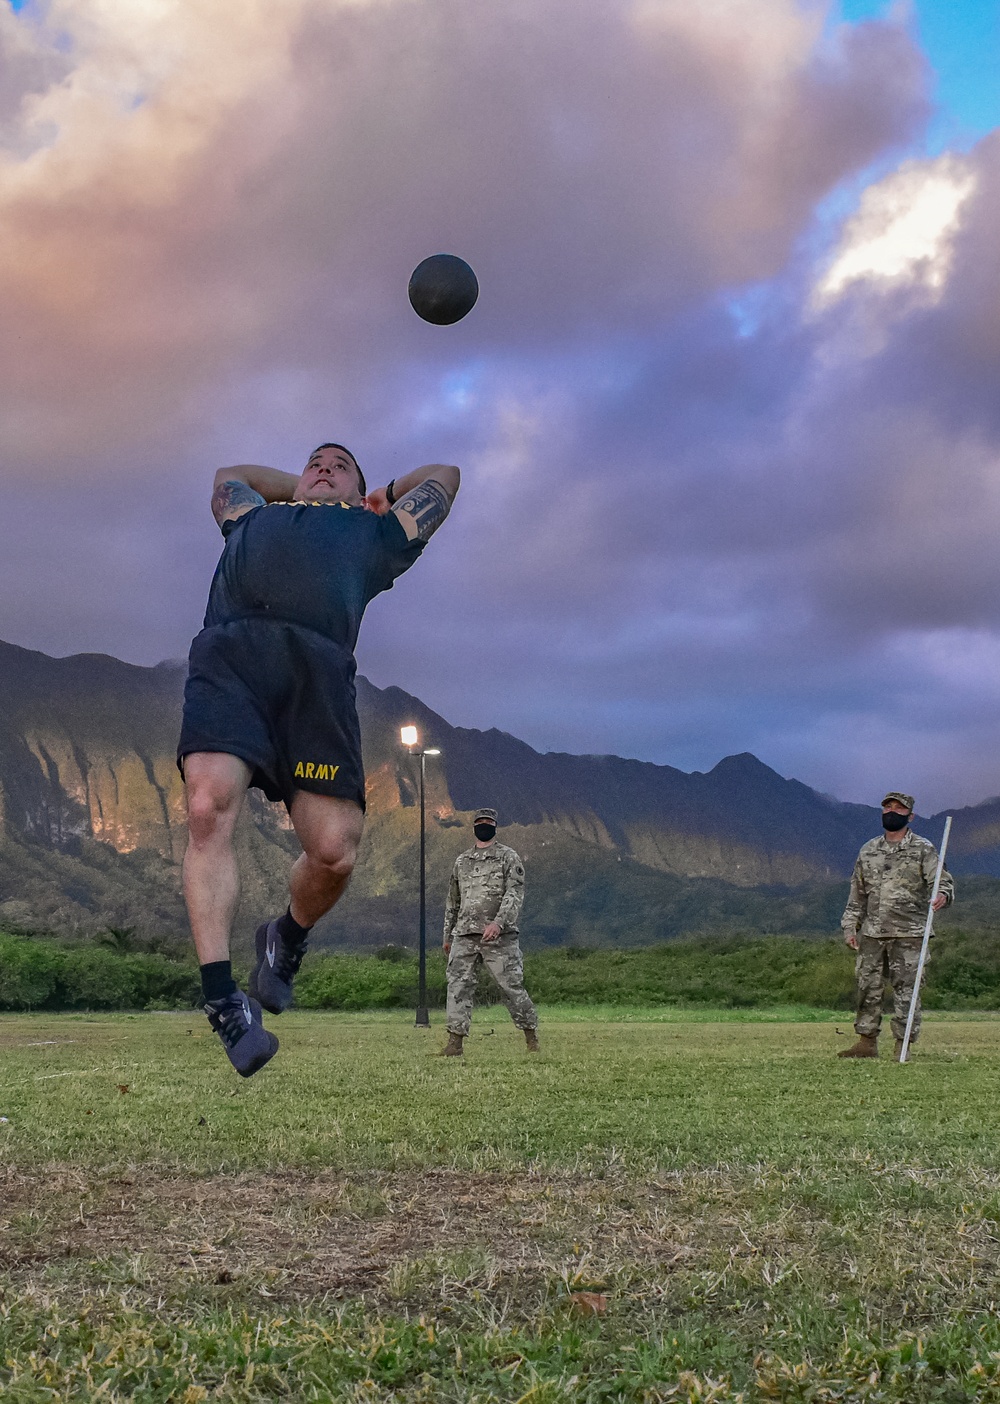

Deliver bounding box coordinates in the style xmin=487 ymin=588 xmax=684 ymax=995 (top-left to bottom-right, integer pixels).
xmin=854 ymin=933 xmax=925 ymax=1043
xmin=445 ymin=934 xmax=538 ymax=1036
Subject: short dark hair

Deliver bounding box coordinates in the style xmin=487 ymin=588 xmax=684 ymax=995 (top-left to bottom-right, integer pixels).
xmin=310 ymin=442 xmax=366 ymax=496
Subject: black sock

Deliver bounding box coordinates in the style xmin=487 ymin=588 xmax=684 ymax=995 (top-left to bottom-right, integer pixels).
xmin=276 ymin=908 xmax=312 ymax=947
xmin=201 ymin=960 xmax=236 ymax=1003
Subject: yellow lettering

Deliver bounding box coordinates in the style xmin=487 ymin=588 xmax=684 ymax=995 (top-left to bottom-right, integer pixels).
xmin=295 ymin=760 xmax=340 ymax=782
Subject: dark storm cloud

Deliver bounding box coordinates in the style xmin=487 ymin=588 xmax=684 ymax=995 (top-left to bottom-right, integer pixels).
xmin=0 ymin=0 xmax=925 ymax=457
xmin=3 ymin=0 xmax=997 ymax=810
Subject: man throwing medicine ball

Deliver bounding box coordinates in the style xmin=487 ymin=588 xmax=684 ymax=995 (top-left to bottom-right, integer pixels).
xmin=440 ymin=808 xmax=539 ymax=1056
xmin=178 ymin=444 xmax=460 ymax=1075
xmin=839 ymin=791 xmax=954 ymax=1061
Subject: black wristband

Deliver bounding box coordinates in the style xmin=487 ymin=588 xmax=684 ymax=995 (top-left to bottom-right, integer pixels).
xmin=386 ymin=478 xmax=396 ymax=505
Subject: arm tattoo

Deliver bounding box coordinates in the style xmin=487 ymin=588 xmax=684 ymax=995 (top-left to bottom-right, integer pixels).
xmin=396 ymin=478 xmax=451 ymax=542
xmin=211 ymin=479 xmax=266 ymax=527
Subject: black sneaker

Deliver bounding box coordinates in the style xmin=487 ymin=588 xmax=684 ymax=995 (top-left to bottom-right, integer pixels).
xmin=204 ymin=991 xmax=279 ymax=1077
xmin=248 ymin=918 xmax=308 ymax=1015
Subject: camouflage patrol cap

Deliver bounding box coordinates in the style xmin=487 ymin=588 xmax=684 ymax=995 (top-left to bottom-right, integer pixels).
xmin=473 ymin=807 xmax=498 ymax=825
xmin=882 ymin=791 xmax=915 ymax=812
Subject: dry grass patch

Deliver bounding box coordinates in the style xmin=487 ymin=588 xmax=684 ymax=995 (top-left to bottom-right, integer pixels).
xmin=5 ymin=1158 xmax=1000 ymax=1324
xmin=0 ymin=1166 xmax=703 ymax=1308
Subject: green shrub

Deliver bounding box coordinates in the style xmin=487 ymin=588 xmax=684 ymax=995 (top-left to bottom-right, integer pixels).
xmin=301 ymin=933 xmax=1000 ymax=1014
xmin=0 ymin=935 xmax=60 ymax=1009
xmin=126 ymin=953 xmax=201 ymax=1011
xmin=374 ymin=944 xmax=411 ymax=963
xmin=56 ymin=946 xmax=144 ymax=1009
xmin=2 ymin=928 xmax=999 ymax=1013
xmin=0 ymin=935 xmax=200 ymax=1011
xmin=296 ymin=953 xmax=448 ymax=1010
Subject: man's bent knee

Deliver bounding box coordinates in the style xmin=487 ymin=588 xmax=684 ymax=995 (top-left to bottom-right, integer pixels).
xmin=185 ymin=792 xmax=243 ymax=846
xmin=302 ymin=838 xmax=358 ymax=883
xmin=290 ymin=793 xmax=365 ymax=875
xmin=183 ymin=754 xmax=249 ymax=844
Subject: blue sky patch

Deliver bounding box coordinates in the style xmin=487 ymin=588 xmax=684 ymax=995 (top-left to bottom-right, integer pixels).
xmin=839 ymin=0 xmax=1000 ymax=143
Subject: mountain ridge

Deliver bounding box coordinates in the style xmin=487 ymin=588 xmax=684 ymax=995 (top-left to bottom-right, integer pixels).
xmin=0 ymin=636 xmax=996 ymax=947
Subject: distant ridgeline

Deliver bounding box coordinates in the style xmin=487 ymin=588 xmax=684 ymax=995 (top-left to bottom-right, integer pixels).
xmin=0 ymin=636 xmax=999 ymax=950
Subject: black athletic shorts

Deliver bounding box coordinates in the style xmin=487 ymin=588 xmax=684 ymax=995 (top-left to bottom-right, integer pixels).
xmin=177 ymin=617 xmax=366 ymax=811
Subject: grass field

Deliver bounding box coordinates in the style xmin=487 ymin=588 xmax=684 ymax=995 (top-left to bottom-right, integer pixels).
xmin=3 ymin=1009 xmax=1000 ymax=1401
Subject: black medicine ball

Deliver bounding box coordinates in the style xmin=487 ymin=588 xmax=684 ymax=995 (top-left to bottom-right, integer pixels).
xmin=408 ymin=254 xmax=479 ymax=325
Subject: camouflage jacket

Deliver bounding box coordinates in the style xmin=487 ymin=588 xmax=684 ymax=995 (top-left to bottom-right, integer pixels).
xmin=443 ymin=843 xmax=525 ymax=940
xmin=841 ymin=830 xmax=955 ymax=941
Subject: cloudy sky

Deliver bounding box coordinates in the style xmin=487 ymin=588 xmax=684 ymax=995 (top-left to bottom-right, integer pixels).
xmin=2 ymin=0 xmax=999 ymax=811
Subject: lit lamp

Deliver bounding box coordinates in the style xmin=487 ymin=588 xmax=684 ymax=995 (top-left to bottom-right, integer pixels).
xmin=400 ymin=725 xmax=441 ymax=1026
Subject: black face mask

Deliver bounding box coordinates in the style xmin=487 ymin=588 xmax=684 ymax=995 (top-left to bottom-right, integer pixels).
xmin=474 ymin=824 xmax=496 ymax=842
xmin=882 ymin=811 xmax=909 ymax=832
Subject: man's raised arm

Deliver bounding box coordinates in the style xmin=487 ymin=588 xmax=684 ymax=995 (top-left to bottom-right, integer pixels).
xmin=366 ymin=464 xmax=460 ymax=543
xmin=211 ymin=465 xmax=301 ymax=529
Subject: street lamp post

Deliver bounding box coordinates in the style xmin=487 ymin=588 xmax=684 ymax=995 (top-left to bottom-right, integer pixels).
xmin=400 ymin=726 xmax=440 ymax=1027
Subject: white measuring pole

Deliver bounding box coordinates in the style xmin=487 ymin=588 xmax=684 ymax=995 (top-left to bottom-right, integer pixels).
xmin=898 ymin=814 xmax=952 ymax=1064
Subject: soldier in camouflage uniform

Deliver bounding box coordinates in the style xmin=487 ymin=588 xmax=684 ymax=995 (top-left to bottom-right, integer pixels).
xmin=440 ymin=807 xmax=539 ymax=1056
xmin=839 ymin=791 xmax=954 ymax=1060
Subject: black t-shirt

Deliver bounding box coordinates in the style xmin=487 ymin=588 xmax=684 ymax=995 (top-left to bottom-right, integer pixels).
xmin=204 ymin=502 xmax=424 ymax=651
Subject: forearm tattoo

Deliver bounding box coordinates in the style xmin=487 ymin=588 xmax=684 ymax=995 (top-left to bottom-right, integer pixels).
xmin=397 ymin=478 xmax=452 ymax=542
xmin=211 ymin=479 xmax=266 ymax=526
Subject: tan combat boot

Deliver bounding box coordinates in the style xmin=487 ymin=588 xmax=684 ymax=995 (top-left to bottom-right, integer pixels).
xmin=524 ymin=1028 xmax=540 ymax=1053
xmin=440 ymin=1032 xmax=464 ymax=1057
xmin=894 ymin=1038 xmax=911 ymax=1062
xmin=838 ymin=1034 xmax=878 ymax=1059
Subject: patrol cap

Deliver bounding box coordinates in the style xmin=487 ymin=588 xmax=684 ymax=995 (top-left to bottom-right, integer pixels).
xmin=881 ymin=791 xmax=915 ymax=812
xmin=473 ymin=807 xmax=498 ymax=825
